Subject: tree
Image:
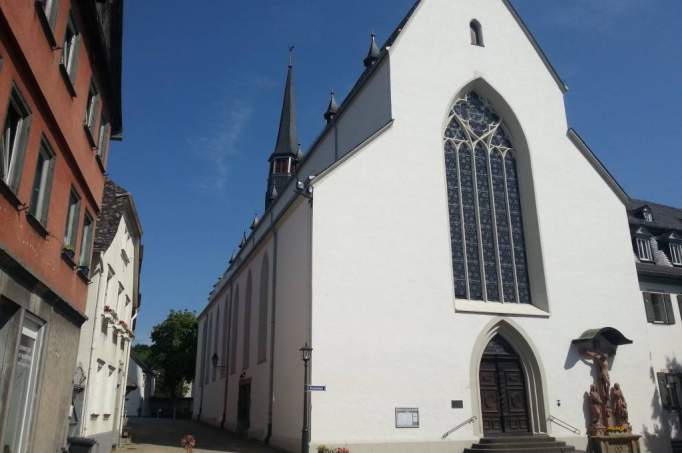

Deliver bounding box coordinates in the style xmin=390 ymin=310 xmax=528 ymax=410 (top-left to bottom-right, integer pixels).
xmin=131 ymin=343 xmax=155 ymax=369
xmin=149 ymin=310 xmax=198 ymax=414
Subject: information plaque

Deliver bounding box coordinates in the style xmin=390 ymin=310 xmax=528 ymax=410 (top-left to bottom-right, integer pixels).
xmin=395 ymin=407 xmax=419 ymax=428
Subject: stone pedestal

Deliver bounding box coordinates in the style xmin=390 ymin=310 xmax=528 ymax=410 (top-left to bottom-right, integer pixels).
xmin=590 ymin=434 xmax=641 ymax=453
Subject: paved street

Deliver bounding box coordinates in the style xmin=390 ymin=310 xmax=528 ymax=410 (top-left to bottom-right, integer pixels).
xmin=118 ymin=418 xmax=281 ymax=453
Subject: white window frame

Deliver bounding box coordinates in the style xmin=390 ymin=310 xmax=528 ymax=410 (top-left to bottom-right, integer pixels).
xmin=670 ymin=242 xmax=682 ymax=266
xmin=28 ymin=140 xmax=55 ymax=225
xmin=636 ymin=237 xmax=653 ymax=262
xmin=61 ymin=14 xmax=79 ymax=77
xmin=78 ymin=212 xmax=94 ymax=268
xmin=1 ymin=85 xmax=32 ymax=192
xmin=4 ymin=313 xmax=45 ymax=453
xmin=63 ymin=189 xmax=81 ymax=250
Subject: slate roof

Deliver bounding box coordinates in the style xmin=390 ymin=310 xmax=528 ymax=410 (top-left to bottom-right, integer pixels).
xmin=627 ymin=198 xmax=682 ymax=281
xmin=627 ymin=199 xmax=682 ymax=233
xmin=93 ymin=178 xmax=142 ymax=255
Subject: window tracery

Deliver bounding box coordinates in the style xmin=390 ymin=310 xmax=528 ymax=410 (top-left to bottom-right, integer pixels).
xmin=444 ymin=92 xmax=531 ymax=304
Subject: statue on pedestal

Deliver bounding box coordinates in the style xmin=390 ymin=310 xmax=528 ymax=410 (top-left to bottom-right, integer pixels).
xmin=611 ymin=383 xmax=630 ymax=430
xmin=588 ymin=384 xmax=606 ymax=435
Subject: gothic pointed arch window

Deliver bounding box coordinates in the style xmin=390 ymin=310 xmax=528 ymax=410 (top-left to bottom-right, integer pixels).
xmin=444 ymin=92 xmax=531 ymax=304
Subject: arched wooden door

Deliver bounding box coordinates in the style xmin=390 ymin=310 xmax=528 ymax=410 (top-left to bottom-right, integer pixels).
xmin=479 ymin=335 xmax=531 ymax=435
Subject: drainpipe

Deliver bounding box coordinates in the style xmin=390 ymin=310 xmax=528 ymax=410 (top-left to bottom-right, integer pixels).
xmin=220 ymin=284 xmax=234 ymax=429
xmin=265 ymin=210 xmax=279 ymax=444
xmin=80 ymin=255 xmax=106 ymax=436
xmin=306 ymin=196 xmax=314 ymax=447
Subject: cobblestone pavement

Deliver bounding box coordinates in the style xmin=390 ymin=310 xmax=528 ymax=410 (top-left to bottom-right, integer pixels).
xmin=117 ymin=418 xmax=282 ymax=453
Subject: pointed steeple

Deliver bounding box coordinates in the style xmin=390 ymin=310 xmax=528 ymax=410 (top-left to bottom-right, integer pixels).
xmin=265 ymin=50 xmax=301 ymax=209
xmin=324 ymin=90 xmax=338 ymax=123
xmin=363 ymin=33 xmax=380 ymax=68
xmin=271 ymin=57 xmax=299 ymax=160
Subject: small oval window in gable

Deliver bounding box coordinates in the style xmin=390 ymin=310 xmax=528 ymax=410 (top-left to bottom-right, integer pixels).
xmin=470 ymin=19 xmax=484 ymax=47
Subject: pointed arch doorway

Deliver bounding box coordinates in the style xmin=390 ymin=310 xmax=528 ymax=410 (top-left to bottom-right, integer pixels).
xmin=480 ymin=335 xmax=531 ymax=435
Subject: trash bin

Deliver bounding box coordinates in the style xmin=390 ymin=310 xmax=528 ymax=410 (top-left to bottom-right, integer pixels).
xmin=68 ymin=436 xmax=97 ymax=453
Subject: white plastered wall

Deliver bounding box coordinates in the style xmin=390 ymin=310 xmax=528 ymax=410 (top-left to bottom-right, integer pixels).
xmin=309 ymin=0 xmax=657 ymax=451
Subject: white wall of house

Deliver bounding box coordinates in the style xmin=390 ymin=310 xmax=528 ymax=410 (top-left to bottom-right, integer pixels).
xmin=75 ymin=216 xmax=139 ymax=443
xmin=125 ymin=358 xmax=155 ymax=417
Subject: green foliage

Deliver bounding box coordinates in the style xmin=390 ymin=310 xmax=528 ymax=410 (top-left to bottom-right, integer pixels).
xmin=132 ymin=343 xmax=155 ymax=368
xmin=148 ymin=309 xmax=198 ymax=399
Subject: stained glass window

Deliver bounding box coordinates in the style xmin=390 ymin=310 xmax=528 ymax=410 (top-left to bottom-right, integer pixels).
xmin=443 ymin=92 xmax=531 ymax=304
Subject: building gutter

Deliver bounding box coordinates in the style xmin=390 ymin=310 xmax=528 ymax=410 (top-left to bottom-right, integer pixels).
xmin=265 ymin=209 xmax=278 ymax=444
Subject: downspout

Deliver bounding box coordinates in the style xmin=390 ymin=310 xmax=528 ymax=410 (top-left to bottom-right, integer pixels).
xmin=306 ymin=196 xmax=314 ymax=446
xmin=220 ymin=284 xmax=234 ymax=429
xmin=265 ymin=210 xmax=278 ymax=444
xmin=80 ymin=254 xmax=106 ymax=436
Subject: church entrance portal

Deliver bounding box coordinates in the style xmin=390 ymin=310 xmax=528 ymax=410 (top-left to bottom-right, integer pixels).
xmin=479 ymin=335 xmax=531 ymax=435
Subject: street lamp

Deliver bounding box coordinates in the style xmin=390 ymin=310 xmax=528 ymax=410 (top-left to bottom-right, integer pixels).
xmin=300 ymin=343 xmax=313 ymax=453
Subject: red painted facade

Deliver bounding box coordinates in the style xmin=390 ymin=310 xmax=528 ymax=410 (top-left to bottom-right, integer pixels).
xmin=0 ymin=0 xmax=115 ymax=315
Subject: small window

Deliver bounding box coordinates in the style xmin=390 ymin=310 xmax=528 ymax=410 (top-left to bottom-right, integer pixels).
xmin=120 ymin=337 xmax=125 ymax=351
xmin=642 ymin=207 xmax=653 ymax=222
xmin=84 ymin=82 xmax=100 ymax=146
xmin=112 ymin=328 xmax=117 ymax=345
xmin=63 ymin=189 xmax=81 ymax=251
xmin=36 ymin=0 xmax=59 ymax=47
xmin=636 ymin=237 xmax=653 ymax=262
xmin=657 ymin=372 xmax=682 ymax=410
xmin=100 ymin=317 xmax=108 ymax=334
xmin=79 ymin=212 xmax=94 ymax=268
xmin=97 ymin=117 xmax=111 ymax=168
xmin=29 ymin=140 xmax=55 ymax=226
xmin=61 ymin=13 xmax=80 ymax=87
xmin=643 ymin=292 xmax=675 ymax=325
xmin=470 ymin=20 xmax=484 ymax=47
xmin=670 ymin=243 xmax=682 ymax=266
xmin=1 ymin=85 xmax=32 ymax=193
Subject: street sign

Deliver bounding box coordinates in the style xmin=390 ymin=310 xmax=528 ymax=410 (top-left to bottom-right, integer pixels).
xmin=305 ymin=385 xmax=326 ymax=392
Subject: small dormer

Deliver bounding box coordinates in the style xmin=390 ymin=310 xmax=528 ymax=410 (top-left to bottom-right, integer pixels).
xmin=634 ymin=227 xmax=654 ymax=262
xmin=640 ymin=206 xmax=654 ymax=222
xmin=664 ymin=232 xmax=682 ymax=266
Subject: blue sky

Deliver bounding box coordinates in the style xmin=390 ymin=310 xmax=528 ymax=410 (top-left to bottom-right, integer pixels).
xmin=111 ymin=1 xmax=682 ymax=343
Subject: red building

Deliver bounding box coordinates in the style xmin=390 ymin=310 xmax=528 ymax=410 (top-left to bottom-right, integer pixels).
xmin=0 ymin=1 xmax=123 ymax=451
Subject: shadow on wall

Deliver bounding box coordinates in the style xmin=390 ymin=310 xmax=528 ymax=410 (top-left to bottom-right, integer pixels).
xmin=564 ymin=342 xmax=617 ymax=433
xmin=641 ymin=358 xmax=682 ymax=453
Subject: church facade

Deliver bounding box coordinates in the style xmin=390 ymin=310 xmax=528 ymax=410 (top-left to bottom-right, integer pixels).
xmin=193 ymin=1 xmax=681 ymax=452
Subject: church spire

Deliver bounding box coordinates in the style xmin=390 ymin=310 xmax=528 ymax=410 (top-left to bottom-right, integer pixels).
xmin=363 ymin=33 xmax=380 ymax=68
xmin=272 ymin=51 xmax=299 ymax=159
xmin=266 ymin=50 xmax=300 ymax=209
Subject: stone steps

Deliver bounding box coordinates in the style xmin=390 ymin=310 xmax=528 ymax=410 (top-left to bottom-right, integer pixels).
xmin=464 ymin=435 xmax=582 ymax=453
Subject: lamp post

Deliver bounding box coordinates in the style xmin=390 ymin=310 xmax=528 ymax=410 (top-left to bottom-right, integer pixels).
xmin=300 ymin=343 xmax=313 ymax=453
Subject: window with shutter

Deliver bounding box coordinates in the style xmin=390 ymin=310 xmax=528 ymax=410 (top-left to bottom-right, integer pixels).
xmin=658 ymin=372 xmax=672 ymax=409
xmin=644 ymin=292 xmax=676 ymax=324
xmin=663 ymin=294 xmax=676 ymax=325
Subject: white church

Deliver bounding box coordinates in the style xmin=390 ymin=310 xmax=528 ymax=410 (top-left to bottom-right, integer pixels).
xmin=193 ymin=1 xmax=682 ymax=452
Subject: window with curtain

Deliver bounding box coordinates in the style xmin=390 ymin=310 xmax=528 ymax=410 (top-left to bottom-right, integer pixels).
xmin=444 ymin=91 xmax=531 ymax=304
